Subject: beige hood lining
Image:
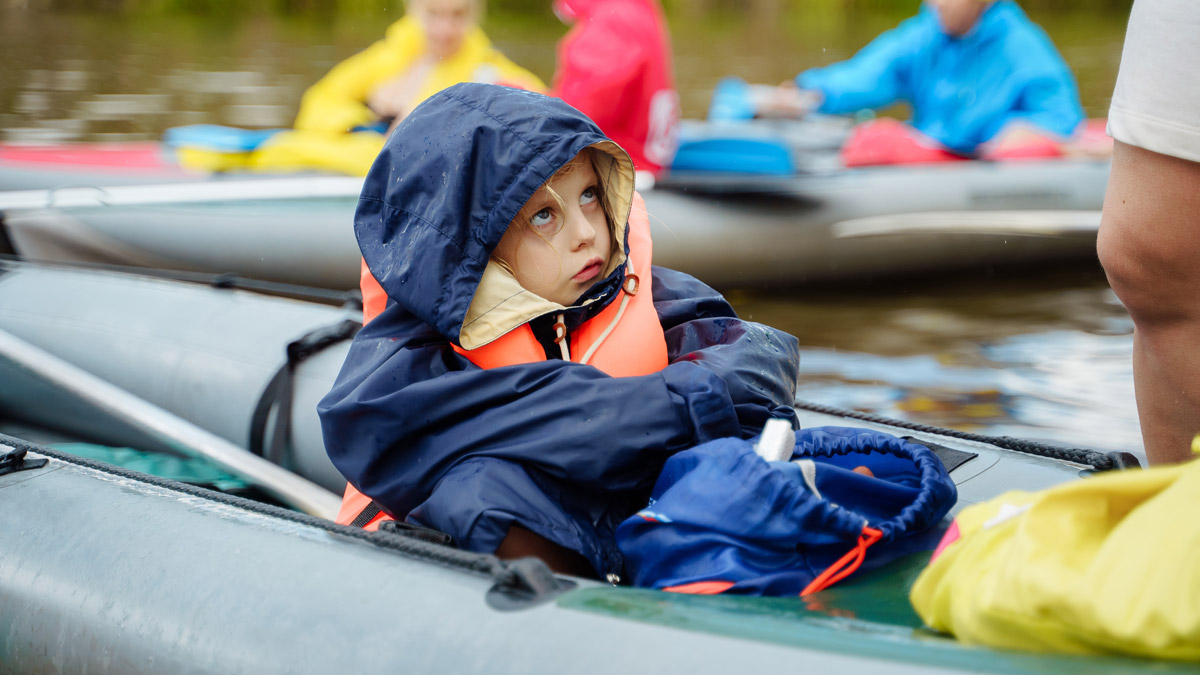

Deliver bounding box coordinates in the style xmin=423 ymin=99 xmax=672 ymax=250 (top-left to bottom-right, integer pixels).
xmin=458 ymin=140 xmax=635 ymax=350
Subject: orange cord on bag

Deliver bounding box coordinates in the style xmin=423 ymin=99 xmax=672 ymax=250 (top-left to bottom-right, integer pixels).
xmin=800 ymin=526 xmax=884 ymax=596
xmin=663 ymin=580 xmax=736 ymax=595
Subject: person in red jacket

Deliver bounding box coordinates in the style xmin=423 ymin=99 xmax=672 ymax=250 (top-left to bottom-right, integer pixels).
xmin=550 ymin=0 xmax=680 ymax=177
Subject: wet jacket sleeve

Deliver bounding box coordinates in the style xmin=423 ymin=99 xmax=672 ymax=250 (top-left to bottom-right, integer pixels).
xmin=318 ymin=306 xmax=745 ymax=520
xmin=797 ymin=16 xmax=922 ymax=115
xmin=995 ymin=43 xmax=1083 ymax=138
xmin=651 ymin=266 xmax=800 ymax=437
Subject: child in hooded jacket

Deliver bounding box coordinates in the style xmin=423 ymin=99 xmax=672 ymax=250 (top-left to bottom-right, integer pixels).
xmin=318 ymin=83 xmax=800 ymax=579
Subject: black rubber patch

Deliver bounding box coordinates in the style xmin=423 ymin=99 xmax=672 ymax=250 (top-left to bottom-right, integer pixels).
xmin=904 ymin=437 xmax=978 ymax=473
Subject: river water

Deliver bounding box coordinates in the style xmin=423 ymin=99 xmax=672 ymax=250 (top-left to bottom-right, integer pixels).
xmin=0 ymin=5 xmax=1145 ymax=461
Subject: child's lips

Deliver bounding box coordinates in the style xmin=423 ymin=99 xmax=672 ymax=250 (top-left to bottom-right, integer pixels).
xmin=573 ymin=257 xmax=604 ymax=282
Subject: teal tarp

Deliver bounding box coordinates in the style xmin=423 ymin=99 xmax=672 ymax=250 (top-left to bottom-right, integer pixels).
xmin=52 ymin=443 xmax=251 ymax=491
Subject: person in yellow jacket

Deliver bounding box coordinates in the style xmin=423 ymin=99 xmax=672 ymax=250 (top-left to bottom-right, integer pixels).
xmin=243 ymin=0 xmax=545 ymax=176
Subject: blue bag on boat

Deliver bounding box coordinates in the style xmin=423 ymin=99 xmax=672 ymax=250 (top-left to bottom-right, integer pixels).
xmin=163 ymin=124 xmax=286 ymax=152
xmin=670 ymin=130 xmax=796 ymax=176
xmin=676 ymin=76 xmax=798 ymax=175
xmin=616 ymin=426 xmax=957 ymax=596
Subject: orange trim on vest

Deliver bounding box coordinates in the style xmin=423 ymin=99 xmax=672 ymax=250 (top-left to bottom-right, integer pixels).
xmin=345 ymin=264 xmax=389 ymax=526
xmin=339 ymin=192 xmax=665 ymax=527
xmin=360 ymin=258 xmax=387 ymax=326
xmin=453 ymin=323 xmax=546 ymax=368
xmin=336 ymin=483 xmax=389 ymax=531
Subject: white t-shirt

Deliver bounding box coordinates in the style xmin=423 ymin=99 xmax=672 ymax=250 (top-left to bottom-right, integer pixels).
xmin=1108 ymin=0 xmax=1200 ymax=163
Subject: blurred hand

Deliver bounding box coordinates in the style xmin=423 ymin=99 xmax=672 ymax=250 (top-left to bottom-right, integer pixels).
xmin=756 ymin=82 xmax=823 ymax=119
xmin=979 ymin=121 xmax=1071 ymax=160
xmin=367 ymin=74 xmax=412 ymax=121
xmin=385 ymin=113 xmax=406 ymax=137
xmin=1061 ymin=122 xmax=1115 ymax=159
xmin=981 ymin=123 xmax=1045 ymax=153
xmin=367 ymin=57 xmax=435 ymax=123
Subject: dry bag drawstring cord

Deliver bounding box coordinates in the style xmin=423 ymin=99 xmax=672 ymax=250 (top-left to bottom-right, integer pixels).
xmin=800 ymin=525 xmax=884 ymax=596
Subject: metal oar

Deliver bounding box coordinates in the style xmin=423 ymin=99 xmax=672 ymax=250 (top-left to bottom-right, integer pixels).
xmin=0 ymin=328 xmax=341 ymax=519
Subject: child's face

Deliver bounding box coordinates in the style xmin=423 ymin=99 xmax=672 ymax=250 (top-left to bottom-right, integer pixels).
xmin=927 ymin=0 xmax=987 ymax=37
xmin=494 ymin=155 xmax=613 ymax=307
xmin=412 ymin=0 xmax=476 ymax=59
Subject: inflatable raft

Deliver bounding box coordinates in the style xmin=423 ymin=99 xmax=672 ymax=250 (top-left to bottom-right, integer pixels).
xmin=0 ymin=119 xmax=1108 ymax=287
xmin=0 ymin=162 xmax=1106 ymax=289
xmin=1 ymin=260 xmax=1172 ymax=673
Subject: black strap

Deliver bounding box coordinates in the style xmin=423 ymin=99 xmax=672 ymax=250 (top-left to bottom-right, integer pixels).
xmin=249 ymin=319 xmax=361 ymax=465
xmin=0 ymin=446 xmax=48 ymax=477
xmin=346 ymin=501 xmax=454 ymax=546
xmin=377 ymin=519 xmax=454 ymax=546
xmin=347 ymin=500 xmax=384 ymax=529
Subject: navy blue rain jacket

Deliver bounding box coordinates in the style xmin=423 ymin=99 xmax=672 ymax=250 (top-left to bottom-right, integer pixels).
xmin=317 ymin=83 xmax=800 ymax=578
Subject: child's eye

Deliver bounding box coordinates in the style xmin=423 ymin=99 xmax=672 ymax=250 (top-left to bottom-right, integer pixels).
xmin=580 ymin=186 xmax=598 ymax=206
xmin=530 ymin=208 xmax=555 ymax=230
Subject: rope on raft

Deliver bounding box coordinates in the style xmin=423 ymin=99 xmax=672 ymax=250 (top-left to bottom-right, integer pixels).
xmin=0 ymin=433 xmax=570 ymax=602
xmin=793 ymin=399 xmax=1134 ymax=472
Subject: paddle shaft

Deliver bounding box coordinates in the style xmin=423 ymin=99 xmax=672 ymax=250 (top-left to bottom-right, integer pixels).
xmin=0 ymin=328 xmax=341 ymax=519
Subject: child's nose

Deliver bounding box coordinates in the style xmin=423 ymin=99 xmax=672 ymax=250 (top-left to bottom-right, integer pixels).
xmin=565 ymin=207 xmax=597 ymax=248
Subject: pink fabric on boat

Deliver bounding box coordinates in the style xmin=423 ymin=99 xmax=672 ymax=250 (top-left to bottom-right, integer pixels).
xmin=840 ymin=118 xmax=967 ymax=167
xmin=0 ymin=142 xmax=175 ymax=169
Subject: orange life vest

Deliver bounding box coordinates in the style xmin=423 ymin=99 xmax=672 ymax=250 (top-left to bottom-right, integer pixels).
xmin=337 ymin=193 xmax=667 ymax=529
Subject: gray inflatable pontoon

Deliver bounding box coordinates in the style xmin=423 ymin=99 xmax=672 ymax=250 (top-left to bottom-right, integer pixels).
xmin=1 ymin=261 xmax=1168 ymax=674
xmin=0 ymin=157 xmax=1107 ymax=289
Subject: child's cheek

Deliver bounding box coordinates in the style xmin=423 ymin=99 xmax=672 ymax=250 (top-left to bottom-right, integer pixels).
xmin=513 ymin=241 xmax=562 ymax=294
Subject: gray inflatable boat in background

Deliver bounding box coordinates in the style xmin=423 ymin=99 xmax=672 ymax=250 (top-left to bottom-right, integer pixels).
xmin=0 ymin=259 xmax=354 ymax=494
xmin=0 ymin=156 xmax=1108 ymax=290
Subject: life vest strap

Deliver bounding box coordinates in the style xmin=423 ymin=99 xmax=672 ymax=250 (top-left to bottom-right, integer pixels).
xmin=347 ymin=500 xmax=385 ymax=529
xmin=249 ymin=319 xmax=360 ymax=464
xmin=344 ymin=499 xmax=455 ymax=545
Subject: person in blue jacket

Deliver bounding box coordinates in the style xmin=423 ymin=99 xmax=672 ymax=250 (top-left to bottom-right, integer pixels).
xmin=317 ymin=83 xmax=800 ymax=579
xmin=771 ymin=0 xmax=1084 ymax=156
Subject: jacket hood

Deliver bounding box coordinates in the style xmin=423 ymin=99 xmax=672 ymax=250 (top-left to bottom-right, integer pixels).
xmin=927 ymin=0 xmax=1014 ymax=42
xmin=554 ymin=0 xmax=647 ymax=22
xmin=552 ymin=0 xmax=593 ymax=22
xmin=355 ymin=83 xmax=636 ymax=349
